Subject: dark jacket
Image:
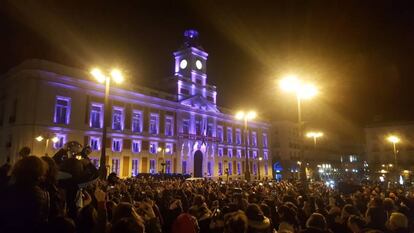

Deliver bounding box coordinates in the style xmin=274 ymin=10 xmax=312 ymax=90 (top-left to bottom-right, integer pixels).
xmin=247 ymin=216 xmax=273 ymax=233
xmin=299 ymin=227 xmax=332 ymax=233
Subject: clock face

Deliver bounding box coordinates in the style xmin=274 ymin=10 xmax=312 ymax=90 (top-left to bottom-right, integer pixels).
xmin=180 ymin=59 xmax=188 ymax=69
xmin=196 ymin=60 xmax=203 ymax=70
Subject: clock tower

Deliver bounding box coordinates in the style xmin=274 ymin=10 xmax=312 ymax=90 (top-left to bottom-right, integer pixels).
xmin=173 ymin=30 xmax=217 ymax=106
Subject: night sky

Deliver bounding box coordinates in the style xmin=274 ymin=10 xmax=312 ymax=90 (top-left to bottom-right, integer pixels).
xmin=1 ymin=1 xmax=414 ymax=140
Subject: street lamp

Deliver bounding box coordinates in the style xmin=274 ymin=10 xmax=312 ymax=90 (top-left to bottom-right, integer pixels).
xmin=306 ymin=131 xmax=324 ymax=148
xmin=280 ymin=75 xmax=318 ymax=183
xmin=258 ymin=156 xmax=263 ymax=180
xmin=157 ymin=147 xmax=171 ymax=174
xmin=36 ymin=134 xmax=59 ymax=155
xmin=235 ymin=110 xmax=257 ymax=181
xmin=387 ymin=135 xmax=400 ymax=181
xmin=90 ymin=67 xmax=124 ymax=179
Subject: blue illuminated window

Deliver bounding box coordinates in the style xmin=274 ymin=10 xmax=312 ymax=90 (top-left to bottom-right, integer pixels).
xmin=132 ymin=140 xmax=141 ymax=153
xmin=227 ymin=128 xmax=233 ymax=144
xmin=228 ymin=162 xmax=233 ymax=175
xmin=149 ymin=114 xmax=159 ymax=134
xmin=217 ymin=126 xmax=223 ymax=142
xmin=218 ymin=148 xmax=223 ymax=157
xmin=236 ymin=129 xmax=241 ymax=145
xmin=166 ymin=143 xmax=173 ymax=155
xmin=252 ymin=131 xmax=257 ymax=146
xmin=112 ymin=158 xmax=120 ymax=175
xmin=90 ymin=136 xmax=100 ymax=151
xmin=112 ymin=138 xmax=122 ymax=152
xmin=182 ymin=160 xmax=187 ymax=174
xmin=132 ymin=111 xmax=143 ymax=133
xmin=237 ymin=149 xmax=241 ymax=158
xmin=218 ymin=162 xmax=223 ymax=176
xmin=165 ymin=117 xmax=174 ymax=136
xmin=112 ymin=107 xmax=124 ymax=131
xmin=263 ymin=151 xmax=268 ymax=160
xmin=149 ymin=159 xmax=156 ymax=174
xmin=262 ymin=133 xmax=268 ymax=148
xmin=54 ymin=96 xmax=71 ymax=124
xmin=228 ymin=149 xmax=233 ymax=158
xmin=53 ymin=134 xmax=66 ymax=149
xmin=165 ymin=160 xmax=171 ymax=174
xmin=149 ymin=141 xmax=158 ymax=154
xmin=237 ymin=162 xmax=241 ymax=175
xmin=132 ymin=159 xmax=139 ymax=176
xmin=207 ymin=161 xmax=212 ymax=176
xmin=90 ymin=103 xmax=103 ymax=128
xmin=182 ymin=119 xmax=189 ymax=134
xmin=91 ymin=158 xmax=99 ymax=169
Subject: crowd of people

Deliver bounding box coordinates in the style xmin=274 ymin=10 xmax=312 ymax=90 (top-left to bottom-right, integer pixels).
xmin=0 ymin=144 xmax=413 ymax=233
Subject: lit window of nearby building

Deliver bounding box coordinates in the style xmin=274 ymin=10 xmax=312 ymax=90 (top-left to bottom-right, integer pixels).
xmin=91 ymin=158 xmax=99 ymax=169
xmin=195 ymin=120 xmax=201 ymax=135
xmin=236 ymin=129 xmax=241 ymax=145
xmin=228 ymin=162 xmax=232 ymax=175
xmin=207 ymin=123 xmax=213 ymax=137
xmin=182 ymin=119 xmax=189 ymax=134
xmin=252 ymin=131 xmax=257 ymax=146
xmin=112 ymin=138 xmax=122 ymax=152
xmin=165 ymin=117 xmax=174 ymax=136
xmin=165 ymin=160 xmax=171 ymax=174
xmin=263 ymin=151 xmax=268 ymax=160
xmin=182 ymin=161 xmax=187 ymax=174
xmin=149 ymin=114 xmax=159 ymax=134
xmin=217 ymin=126 xmax=223 ymax=142
xmin=112 ymin=158 xmax=120 ymax=175
xmin=149 ymin=159 xmax=156 ymax=174
xmin=262 ymin=133 xmax=268 ymax=148
xmin=218 ymin=162 xmax=223 ymax=176
xmin=237 ymin=162 xmax=241 ymax=175
xmin=149 ymin=141 xmax=158 ymax=154
xmin=90 ymin=103 xmax=103 ymax=128
xmin=90 ymin=136 xmax=101 ymax=151
xmin=207 ymin=161 xmax=212 ymax=176
xmin=228 ymin=149 xmax=233 ymax=158
xmin=131 ymin=159 xmax=139 ymax=176
xmin=253 ymin=163 xmax=257 ymax=175
xmin=131 ymin=111 xmax=143 ymax=133
xmin=132 ymin=140 xmax=141 ymax=153
xmin=227 ymin=128 xmax=233 ymax=144
xmin=54 ymin=96 xmax=71 ymax=124
xmin=53 ymin=134 xmax=66 ymax=149
xmin=218 ymin=148 xmax=223 ymax=157
xmin=112 ymin=107 xmax=124 ymax=131
xmin=237 ymin=149 xmax=241 ymax=158
xmin=166 ymin=143 xmax=173 ymax=154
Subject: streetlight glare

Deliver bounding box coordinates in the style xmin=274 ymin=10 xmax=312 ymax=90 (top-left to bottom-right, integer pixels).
xmin=51 ymin=136 xmax=59 ymax=143
xmin=91 ymin=68 xmax=106 ymax=83
xmin=165 ymin=148 xmax=171 ymax=153
xmin=247 ymin=111 xmax=257 ymax=120
xmin=235 ymin=111 xmax=245 ymax=120
xmin=157 ymin=147 xmax=162 ymax=152
xmin=299 ymin=83 xmax=318 ymax=99
xmin=306 ymin=131 xmax=323 ymax=138
xmin=387 ymin=135 xmax=400 ymax=143
xmin=111 ymin=69 xmax=124 ymax=84
xmin=36 ymin=136 xmax=44 ymax=142
xmin=280 ymin=75 xmax=300 ymax=92
xmin=259 ymin=157 xmax=263 ymax=161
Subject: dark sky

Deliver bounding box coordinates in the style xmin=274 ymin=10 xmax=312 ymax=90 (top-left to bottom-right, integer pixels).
xmin=1 ymin=0 xmax=414 ymax=140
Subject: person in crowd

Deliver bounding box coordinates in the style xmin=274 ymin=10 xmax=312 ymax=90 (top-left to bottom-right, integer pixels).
xmin=386 ymin=212 xmax=409 ymax=233
xmin=347 ymin=215 xmax=367 ymax=233
xmin=300 ymin=213 xmax=331 ymax=233
xmin=245 ymin=203 xmax=272 ymax=233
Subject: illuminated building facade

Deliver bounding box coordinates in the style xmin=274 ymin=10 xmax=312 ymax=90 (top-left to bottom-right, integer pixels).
xmin=0 ymin=30 xmax=271 ymax=179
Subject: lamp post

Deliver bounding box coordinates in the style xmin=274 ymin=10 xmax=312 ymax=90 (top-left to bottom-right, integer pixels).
xmin=280 ymin=75 xmax=317 ymax=184
xmin=235 ymin=110 xmax=257 ymax=182
xmin=90 ymin=68 xmax=124 ymax=179
xmin=387 ymin=135 xmax=400 ymax=181
xmin=306 ymin=131 xmax=323 ymax=148
xmin=157 ymin=147 xmax=171 ymax=174
xmin=258 ymin=156 xmax=263 ymax=180
xmin=36 ymin=134 xmax=59 ymax=156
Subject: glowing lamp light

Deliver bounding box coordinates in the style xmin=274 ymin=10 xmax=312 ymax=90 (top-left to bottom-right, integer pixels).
xmin=306 ymin=132 xmax=324 ymax=138
xmin=259 ymin=157 xmax=263 ymax=161
xmin=51 ymin=137 xmax=59 ymax=143
xmin=165 ymin=148 xmax=171 ymax=153
xmin=36 ymin=136 xmax=44 ymax=142
xmin=246 ymin=111 xmax=257 ymax=120
xmin=111 ymin=69 xmax=124 ymax=84
xmin=279 ymin=75 xmax=300 ymax=92
xmin=157 ymin=147 xmax=162 ymax=152
xmin=235 ymin=111 xmax=245 ymax=120
xmin=279 ymin=75 xmax=318 ymax=100
xmin=91 ymin=68 xmax=106 ymax=83
xmin=387 ymin=135 xmax=400 ymax=144
xmin=235 ymin=111 xmax=257 ymax=121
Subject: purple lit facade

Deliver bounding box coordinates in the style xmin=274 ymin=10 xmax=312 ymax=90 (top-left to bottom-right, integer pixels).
xmin=0 ymin=30 xmax=271 ymax=178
